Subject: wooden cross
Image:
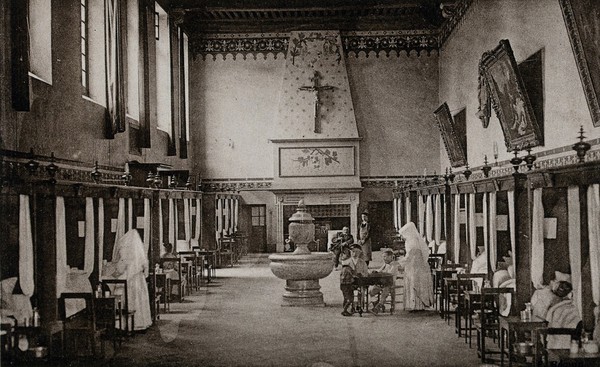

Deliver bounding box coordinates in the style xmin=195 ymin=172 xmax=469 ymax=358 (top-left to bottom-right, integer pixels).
xmin=299 ymin=71 xmax=334 ymax=133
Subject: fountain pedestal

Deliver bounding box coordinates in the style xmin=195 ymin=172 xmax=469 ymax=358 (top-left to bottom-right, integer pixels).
xmin=269 ymin=201 xmax=334 ymax=306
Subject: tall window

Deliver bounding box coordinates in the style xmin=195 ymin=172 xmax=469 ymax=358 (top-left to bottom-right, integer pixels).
xmin=126 ymin=0 xmax=139 ymax=120
xmin=182 ymin=31 xmax=190 ymax=142
xmin=80 ymin=0 xmax=106 ymax=105
xmin=155 ymin=2 xmax=171 ymax=134
xmin=80 ymin=0 xmax=89 ymax=95
xmin=28 ymin=0 xmax=52 ymax=84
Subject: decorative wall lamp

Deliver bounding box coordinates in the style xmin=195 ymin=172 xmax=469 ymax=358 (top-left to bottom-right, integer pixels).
xmin=91 ymin=161 xmax=102 ymax=183
xmin=510 ymin=148 xmax=523 ymax=173
xmin=523 ymin=145 xmax=537 ymax=171
xmin=168 ymin=175 xmax=178 ymax=189
xmin=25 ymin=148 xmax=39 ymax=175
xmin=481 ymin=155 xmax=492 ymax=178
xmin=572 ymin=126 xmax=591 ymax=163
xmin=463 ymin=163 xmax=472 ymax=180
xmin=121 ymin=163 xmax=132 ymax=186
xmin=45 ymin=153 xmax=59 ymax=184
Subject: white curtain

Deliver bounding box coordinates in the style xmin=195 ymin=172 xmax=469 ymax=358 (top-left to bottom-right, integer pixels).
xmin=234 ymin=198 xmax=239 ymax=232
xmin=434 ymin=194 xmax=442 ymax=246
xmin=224 ymin=198 xmax=231 ymax=235
xmin=489 ymin=192 xmax=497 ymax=271
xmin=531 ymin=188 xmax=545 ymax=290
xmin=113 ymin=198 xmax=125 ymax=261
xmin=195 ymin=198 xmax=201 ymax=241
xmin=469 ymin=193 xmax=477 ymax=260
xmin=184 ymin=198 xmax=191 ymax=241
xmin=425 ymin=195 xmax=433 ymax=242
xmin=418 ymin=194 xmax=425 ymax=236
xmin=19 ymin=195 xmax=34 ymax=297
xmin=508 ymin=190 xmax=516 ymax=272
xmin=587 ymin=184 xmax=600 ymax=324
xmin=84 ymin=197 xmax=95 ymax=275
xmin=405 ymin=196 xmax=411 ymax=224
xmin=216 ymin=198 xmax=223 ymax=243
xmin=397 ymin=197 xmax=402 ymax=229
xmin=104 ymin=0 xmax=126 ymax=137
xmin=143 ymin=198 xmax=151 ymax=255
xmin=98 ymin=198 xmax=105 ymax=278
xmin=454 ymin=194 xmax=460 ymax=264
xmin=567 ymin=186 xmax=582 ymax=318
xmin=393 ymin=198 xmax=398 ymax=231
xmin=56 ymin=197 xmax=67 ymax=297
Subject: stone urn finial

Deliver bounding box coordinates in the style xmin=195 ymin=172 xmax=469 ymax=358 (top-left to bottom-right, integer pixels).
xmin=288 ymin=200 xmax=315 ymax=254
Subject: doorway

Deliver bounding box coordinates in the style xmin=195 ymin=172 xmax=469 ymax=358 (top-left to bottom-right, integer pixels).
xmin=248 ymin=205 xmax=266 ymax=253
xmin=367 ymin=201 xmax=395 ymax=251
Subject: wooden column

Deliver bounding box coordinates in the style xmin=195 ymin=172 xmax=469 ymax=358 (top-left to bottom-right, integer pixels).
xmin=34 ymin=190 xmax=57 ymax=323
xmin=513 ymin=173 xmax=531 ymax=312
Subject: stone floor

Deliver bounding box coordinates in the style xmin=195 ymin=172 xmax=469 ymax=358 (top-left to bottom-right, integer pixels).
xmin=53 ymin=251 xmax=488 ymax=367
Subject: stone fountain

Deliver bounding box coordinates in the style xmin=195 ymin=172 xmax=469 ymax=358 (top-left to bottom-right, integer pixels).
xmin=269 ymin=200 xmax=334 ymax=306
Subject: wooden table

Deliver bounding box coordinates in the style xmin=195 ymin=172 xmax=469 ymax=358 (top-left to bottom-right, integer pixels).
xmin=547 ymin=348 xmax=600 ymax=366
xmin=499 ymin=315 xmax=547 ymax=367
xmin=194 ymin=249 xmax=217 ymax=280
xmin=352 ymin=273 xmax=395 ymax=316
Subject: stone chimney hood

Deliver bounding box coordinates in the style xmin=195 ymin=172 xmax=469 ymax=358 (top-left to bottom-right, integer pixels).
xmin=270 ymin=30 xmax=362 ymax=192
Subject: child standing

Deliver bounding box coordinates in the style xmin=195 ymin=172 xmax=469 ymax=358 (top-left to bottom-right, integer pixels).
xmin=340 ymin=251 xmax=355 ymax=316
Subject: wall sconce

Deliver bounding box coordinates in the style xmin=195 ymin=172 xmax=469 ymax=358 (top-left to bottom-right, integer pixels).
xmin=153 ymin=173 xmax=162 ymax=188
xmin=572 ymin=125 xmax=591 ymax=163
xmin=185 ymin=177 xmax=193 ymax=190
xmin=121 ymin=163 xmax=132 ymax=186
xmin=91 ymin=161 xmax=102 ymax=183
xmin=46 ymin=152 xmax=58 ymax=184
xmin=168 ymin=174 xmax=178 ymax=189
xmin=26 ymin=148 xmax=39 ymax=175
xmin=481 ymin=155 xmax=492 ymax=178
xmin=510 ymin=148 xmax=523 ymax=173
xmin=523 ymin=145 xmax=536 ymax=171
xmin=463 ymin=163 xmax=472 ymax=180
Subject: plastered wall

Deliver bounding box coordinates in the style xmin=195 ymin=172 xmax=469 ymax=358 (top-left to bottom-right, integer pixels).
xmin=438 ymin=0 xmax=600 ymax=171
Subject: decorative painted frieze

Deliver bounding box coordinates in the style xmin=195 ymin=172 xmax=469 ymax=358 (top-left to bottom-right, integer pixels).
xmin=199 ymin=179 xmax=274 ymax=192
xmin=343 ymin=31 xmax=439 ymax=57
xmin=190 ymin=33 xmax=289 ymax=60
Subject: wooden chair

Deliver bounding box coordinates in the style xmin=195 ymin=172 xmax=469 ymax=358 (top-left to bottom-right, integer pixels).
xmin=475 ymin=287 xmax=514 ymax=364
xmin=58 ymin=293 xmax=106 ymax=357
xmin=101 ymin=279 xmax=136 ymax=335
xmin=1 ymin=323 xmax=14 ymax=362
xmin=535 ymin=323 xmax=582 ymax=367
xmin=179 ymin=251 xmax=203 ymax=291
xmin=94 ymin=296 xmax=120 ymax=351
xmin=454 ymin=273 xmax=486 ymax=336
xmin=159 ymin=257 xmax=187 ymax=302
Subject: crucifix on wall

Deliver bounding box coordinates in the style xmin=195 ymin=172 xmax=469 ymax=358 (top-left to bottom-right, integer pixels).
xmin=299 ymin=71 xmax=335 ymax=133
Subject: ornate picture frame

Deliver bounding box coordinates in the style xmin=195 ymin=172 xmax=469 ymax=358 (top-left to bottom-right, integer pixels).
xmin=559 ymin=0 xmax=600 ymax=127
xmin=434 ymin=102 xmax=467 ymax=167
xmin=480 ymin=40 xmax=543 ymax=151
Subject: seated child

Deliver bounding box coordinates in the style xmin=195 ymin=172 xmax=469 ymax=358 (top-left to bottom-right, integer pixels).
xmin=339 ymin=252 xmax=355 ymax=316
xmin=369 ymin=249 xmax=399 ymax=313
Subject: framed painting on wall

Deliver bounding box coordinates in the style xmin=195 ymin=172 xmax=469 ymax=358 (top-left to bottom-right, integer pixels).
xmin=434 ymin=102 xmax=467 ymax=167
xmin=480 ymin=39 xmax=543 ymax=151
xmin=559 ymin=0 xmax=600 ymax=127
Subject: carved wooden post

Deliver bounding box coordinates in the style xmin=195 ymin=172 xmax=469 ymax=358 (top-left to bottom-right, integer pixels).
xmin=513 ymin=173 xmax=531 ymax=312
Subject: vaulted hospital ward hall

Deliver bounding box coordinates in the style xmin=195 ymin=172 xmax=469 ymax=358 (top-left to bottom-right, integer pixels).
xmin=1 ymin=0 xmax=600 ymax=366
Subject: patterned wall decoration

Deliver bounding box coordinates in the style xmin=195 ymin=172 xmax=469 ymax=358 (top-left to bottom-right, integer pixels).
xmin=343 ymin=30 xmax=439 ymax=57
xmin=279 ymin=146 xmax=355 ymax=177
xmin=199 ymin=178 xmax=273 ymax=192
xmin=190 ymin=33 xmax=289 ymax=60
xmin=273 ymin=30 xmax=359 ymax=140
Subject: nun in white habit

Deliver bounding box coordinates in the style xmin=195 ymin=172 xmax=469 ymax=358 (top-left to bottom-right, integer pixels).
xmin=399 ymin=222 xmax=433 ymax=311
xmin=104 ymin=229 xmax=152 ymax=330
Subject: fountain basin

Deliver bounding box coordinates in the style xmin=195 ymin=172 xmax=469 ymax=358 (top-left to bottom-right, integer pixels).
xmin=269 ymin=252 xmax=334 ymax=307
xmin=269 ymin=252 xmax=333 ymax=280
